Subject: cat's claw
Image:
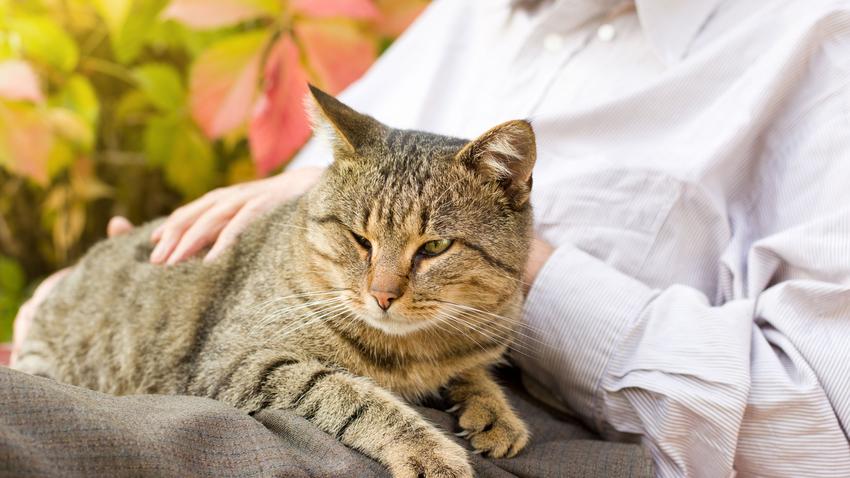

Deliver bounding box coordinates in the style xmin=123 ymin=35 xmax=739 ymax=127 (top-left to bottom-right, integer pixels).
xmin=446 ymin=404 xmax=461 ymax=413
xmin=454 ymin=429 xmax=471 ymax=437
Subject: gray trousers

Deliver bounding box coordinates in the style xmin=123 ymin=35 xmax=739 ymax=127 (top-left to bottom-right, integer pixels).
xmin=0 ymin=366 xmax=652 ymax=477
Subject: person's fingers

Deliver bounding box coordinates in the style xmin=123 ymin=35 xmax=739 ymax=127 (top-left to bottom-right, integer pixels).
xmin=149 ymin=195 xmax=220 ymax=263
xmin=107 ymin=216 xmax=134 ymax=238
xmin=164 ymin=198 xmax=244 ymax=265
xmin=204 ymin=200 xmax=268 ymax=263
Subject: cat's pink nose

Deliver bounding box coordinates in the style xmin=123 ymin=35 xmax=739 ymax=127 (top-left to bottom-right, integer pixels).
xmin=371 ymin=290 xmax=398 ymax=311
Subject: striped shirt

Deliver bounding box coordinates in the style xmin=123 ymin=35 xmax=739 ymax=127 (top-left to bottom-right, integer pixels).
xmin=291 ymin=0 xmax=850 ymax=475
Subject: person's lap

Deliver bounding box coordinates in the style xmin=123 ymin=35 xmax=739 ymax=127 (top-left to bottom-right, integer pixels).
xmin=0 ymin=364 xmax=652 ymax=477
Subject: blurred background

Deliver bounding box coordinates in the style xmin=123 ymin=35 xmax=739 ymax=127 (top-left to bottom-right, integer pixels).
xmin=0 ymin=0 xmax=428 ymax=348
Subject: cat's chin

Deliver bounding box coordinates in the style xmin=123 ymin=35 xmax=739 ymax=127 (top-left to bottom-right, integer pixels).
xmin=361 ymin=312 xmax=432 ymax=336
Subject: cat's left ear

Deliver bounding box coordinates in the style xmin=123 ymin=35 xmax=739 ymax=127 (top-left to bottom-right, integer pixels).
xmin=456 ymin=120 xmax=537 ymax=207
xmin=306 ymin=84 xmax=385 ymax=154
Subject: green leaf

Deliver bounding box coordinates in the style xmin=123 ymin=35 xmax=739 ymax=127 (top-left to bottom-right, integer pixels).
xmin=111 ymin=0 xmax=170 ymax=64
xmin=132 ymin=63 xmax=185 ymax=112
xmin=7 ymin=15 xmax=78 ymax=72
xmin=0 ymin=255 xmax=24 ymax=294
xmin=0 ymin=254 xmax=25 ymax=341
xmin=144 ymin=115 xmax=218 ymax=198
xmin=92 ymin=0 xmax=133 ymax=39
xmin=51 ymin=75 xmax=100 ymax=127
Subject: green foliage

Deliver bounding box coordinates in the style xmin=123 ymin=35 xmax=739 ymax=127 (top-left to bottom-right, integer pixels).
xmin=0 ymin=0 xmax=428 ymax=342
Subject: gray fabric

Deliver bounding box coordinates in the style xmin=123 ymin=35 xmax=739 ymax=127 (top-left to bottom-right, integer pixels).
xmin=0 ymin=366 xmax=652 ymax=477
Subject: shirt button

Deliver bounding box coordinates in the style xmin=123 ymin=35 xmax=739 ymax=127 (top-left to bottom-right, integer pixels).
xmin=597 ymin=23 xmax=616 ymax=42
xmin=543 ymin=33 xmax=564 ymax=52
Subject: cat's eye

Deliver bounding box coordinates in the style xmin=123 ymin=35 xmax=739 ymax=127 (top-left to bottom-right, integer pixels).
xmin=418 ymin=239 xmax=453 ymax=257
xmin=351 ymin=232 xmax=372 ymax=250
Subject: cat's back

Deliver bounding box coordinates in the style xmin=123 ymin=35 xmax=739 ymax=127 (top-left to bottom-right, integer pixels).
xmin=22 ymin=219 xmax=231 ymax=394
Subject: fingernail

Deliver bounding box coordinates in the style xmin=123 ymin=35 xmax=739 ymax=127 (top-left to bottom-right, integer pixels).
xmin=150 ymin=245 xmax=164 ymax=263
xmin=203 ymin=250 xmax=218 ymax=263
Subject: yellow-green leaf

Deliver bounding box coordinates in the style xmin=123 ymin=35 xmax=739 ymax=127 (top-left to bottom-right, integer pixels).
xmin=133 ymin=63 xmax=185 ymax=112
xmin=7 ymin=15 xmax=78 ymax=72
xmin=51 ymin=75 xmax=99 ymax=127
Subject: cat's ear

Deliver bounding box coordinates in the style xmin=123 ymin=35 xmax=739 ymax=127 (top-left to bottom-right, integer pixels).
xmin=306 ymin=84 xmax=384 ymax=154
xmin=456 ymin=120 xmax=536 ymax=207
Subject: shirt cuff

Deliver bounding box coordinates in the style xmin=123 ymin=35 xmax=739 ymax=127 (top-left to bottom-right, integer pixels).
xmin=516 ymin=244 xmax=656 ymax=429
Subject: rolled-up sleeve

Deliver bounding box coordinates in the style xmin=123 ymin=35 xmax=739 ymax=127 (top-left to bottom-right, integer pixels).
xmin=519 ymin=236 xmax=850 ymax=477
xmin=518 ymin=244 xmax=754 ymax=477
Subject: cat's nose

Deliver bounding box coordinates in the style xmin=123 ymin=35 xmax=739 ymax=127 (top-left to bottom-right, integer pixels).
xmin=371 ymin=289 xmax=399 ymax=311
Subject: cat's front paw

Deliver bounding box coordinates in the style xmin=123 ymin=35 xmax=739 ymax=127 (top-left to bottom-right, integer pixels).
xmin=385 ymin=434 xmax=473 ymax=478
xmin=450 ymin=395 xmax=529 ymax=458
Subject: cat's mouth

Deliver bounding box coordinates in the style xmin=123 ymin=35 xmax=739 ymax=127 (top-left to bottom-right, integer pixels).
xmin=360 ymin=310 xmax=432 ymax=336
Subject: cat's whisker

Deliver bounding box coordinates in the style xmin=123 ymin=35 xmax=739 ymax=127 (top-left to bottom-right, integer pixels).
xmin=251 ymin=297 xmax=348 ymax=329
xmin=440 ymin=313 xmax=551 ymax=351
xmin=442 ymin=305 xmax=550 ymax=348
xmin=438 ymin=302 xmax=548 ymax=338
xmin=440 ymin=309 xmax=543 ymax=359
xmin=266 ymin=302 xmax=352 ymax=338
xmin=432 ymin=312 xmax=490 ymax=354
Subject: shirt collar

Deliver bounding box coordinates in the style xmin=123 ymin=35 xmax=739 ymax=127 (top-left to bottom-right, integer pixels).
xmin=635 ymin=0 xmax=724 ymax=63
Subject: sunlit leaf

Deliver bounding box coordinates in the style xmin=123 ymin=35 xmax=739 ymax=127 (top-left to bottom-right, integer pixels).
xmin=47 ymin=138 xmax=75 ymax=179
xmin=51 ymin=75 xmax=99 ymax=127
xmin=371 ymin=0 xmax=428 ymax=37
xmin=0 ymin=101 xmax=52 ymax=185
xmin=144 ymin=114 xmax=218 ymax=198
xmin=189 ymin=30 xmax=267 ymax=138
xmin=132 ymin=63 xmax=185 ymax=112
xmin=249 ymin=34 xmax=311 ymax=175
xmin=7 ymin=15 xmax=78 ymax=72
xmin=93 ymin=0 xmax=133 ymax=39
xmin=162 ymin=0 xmax=279 ymax=29
xmin=0 ymin=60 xmax=43 ymax=103
xmin=47 ymin=108 xmax=94 ymax=151
xmin=110 ymin=0 xmax=170 ymax=64
xmin=291 ymin=0 xmax=379 ymax=20
xmin=295 ymin=20 xmax=376 ymax=94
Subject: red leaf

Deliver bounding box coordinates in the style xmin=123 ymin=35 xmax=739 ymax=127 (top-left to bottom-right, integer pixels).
xmin=291 ymin=0 xmax=379 ymax=20
xmin=189 ymin=31 xmax=267 ymax=138
xmin=0 ymin=60 xmax=44 ymax=103
xmin=161 ymin=0 xmax=278 ymax=29
xmin=0 ymin=103 xmax=52 ymax=185
xmin=295 ymin=21 xmax=377 ymax=94
xmin=0 ymin=343 xmax=10 ymax=367
xmin=249 ymin=34 xmax=312 ymax=175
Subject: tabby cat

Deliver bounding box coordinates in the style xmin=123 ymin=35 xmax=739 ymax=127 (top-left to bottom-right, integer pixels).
xmin=15 ymin=86 xmax=536 ymax=478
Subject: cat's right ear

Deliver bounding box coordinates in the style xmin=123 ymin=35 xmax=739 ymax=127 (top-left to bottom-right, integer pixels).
xmin=306 ymin=84 xmax=385 ymax=154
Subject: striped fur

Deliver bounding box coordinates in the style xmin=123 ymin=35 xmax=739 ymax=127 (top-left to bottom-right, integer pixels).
xmin=15 ymin=88 xmax=536 ymax=478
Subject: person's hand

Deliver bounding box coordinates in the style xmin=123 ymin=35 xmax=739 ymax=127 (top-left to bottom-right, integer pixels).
xmin=149 ymin=166 xmax=325 ymax=265
xmin=10 ymin=216 xmax=134 ymax=366
xmin=523 ymin=234 xmax=554 ymax=295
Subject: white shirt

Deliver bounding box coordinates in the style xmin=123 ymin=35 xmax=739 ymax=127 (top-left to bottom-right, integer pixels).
xmin=290 ymin=0 xmax=850 ymax=476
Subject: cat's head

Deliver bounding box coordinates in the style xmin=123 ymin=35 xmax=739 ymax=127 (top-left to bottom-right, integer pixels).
xmin=301 ymin=86 xmax=535 ymax=336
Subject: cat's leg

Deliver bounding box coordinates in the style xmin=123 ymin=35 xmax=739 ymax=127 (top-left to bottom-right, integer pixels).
xmin=445 ymin=367 xmax=529 ymax=458
xmin=236 ymin=359 xmax=473 ymax=478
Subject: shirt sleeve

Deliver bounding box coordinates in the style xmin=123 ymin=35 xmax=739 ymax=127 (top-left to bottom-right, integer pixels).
xmin=517 ymin=244 xmax=753 ymax=477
